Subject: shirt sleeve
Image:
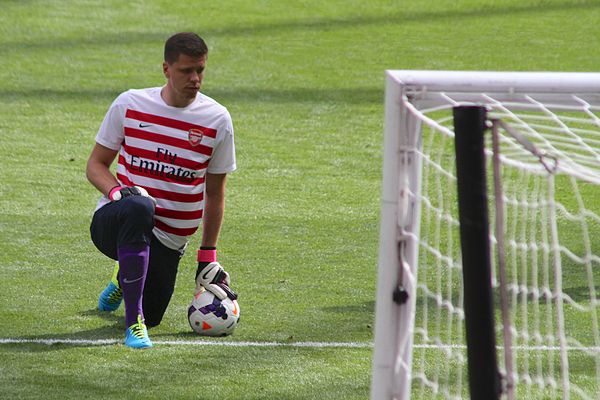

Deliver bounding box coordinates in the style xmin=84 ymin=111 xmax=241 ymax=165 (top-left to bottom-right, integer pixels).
xmin=207 ymin=111 xmax=237 ymax=174
xmin=95 ymin=92 xmax=128 ymax=150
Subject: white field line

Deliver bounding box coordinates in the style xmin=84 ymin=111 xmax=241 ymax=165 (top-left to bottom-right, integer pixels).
xmin=1 ymin=338 xmax=599 ymax=352
xmin=0 ymin=338 xmax=372 ymax=348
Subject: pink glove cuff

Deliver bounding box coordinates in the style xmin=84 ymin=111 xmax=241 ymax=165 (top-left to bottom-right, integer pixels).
xmin=108 ymin=186 xmax=124 ymax=201
xmin=197 ymin=249 xmax=217 ymax=263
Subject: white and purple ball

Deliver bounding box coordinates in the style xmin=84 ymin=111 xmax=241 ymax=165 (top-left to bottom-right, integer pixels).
xmin=188 ymin=290 xmax=240 ymax=336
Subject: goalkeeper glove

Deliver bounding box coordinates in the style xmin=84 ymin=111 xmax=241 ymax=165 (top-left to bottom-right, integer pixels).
xmin=195 ymin=249 xmax=237 ymax=301
xmin=108 ymin=185 xmax=156 ymax=206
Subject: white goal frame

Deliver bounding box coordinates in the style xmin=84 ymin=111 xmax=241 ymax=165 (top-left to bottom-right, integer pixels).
xmin=371 ymin=70 xmax=600 ymax=400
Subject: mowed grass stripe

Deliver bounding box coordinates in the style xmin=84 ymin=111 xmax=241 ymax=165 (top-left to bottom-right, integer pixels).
xmin=2 ymin=338 xmax=599 ymax=354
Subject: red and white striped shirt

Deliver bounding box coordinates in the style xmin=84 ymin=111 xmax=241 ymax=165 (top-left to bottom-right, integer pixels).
xmin=94 ymin=87 xmax=236 ymax=250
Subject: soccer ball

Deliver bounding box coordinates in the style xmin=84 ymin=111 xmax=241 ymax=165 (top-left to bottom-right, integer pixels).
xmin=188 ymin=290 xmax=240 ymax=336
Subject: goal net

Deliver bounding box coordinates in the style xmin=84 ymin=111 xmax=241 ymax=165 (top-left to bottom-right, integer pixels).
xmin=371 ymin=71 xmax=600 ymax=400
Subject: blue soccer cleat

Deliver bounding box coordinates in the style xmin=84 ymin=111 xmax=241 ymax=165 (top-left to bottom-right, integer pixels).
xmin=124 ymin=315 xmax=153 ymax=349
xmin=98 ymin=281 xmax=123 ymax=311
xmin=98 ymin=263 xmax=123 ymax=311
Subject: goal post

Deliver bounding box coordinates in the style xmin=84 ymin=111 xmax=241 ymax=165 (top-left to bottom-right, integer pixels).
xmin=371 ymin=70 xmax=600 ymax=400
xmin=371 ymin=71 xmax=425 ymax=400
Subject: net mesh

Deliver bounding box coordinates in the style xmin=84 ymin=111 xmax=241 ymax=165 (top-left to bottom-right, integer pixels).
xmin=404 ymin=91 xmax=600 ymax=399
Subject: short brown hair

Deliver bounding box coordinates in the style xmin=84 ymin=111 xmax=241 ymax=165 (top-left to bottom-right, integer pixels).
xmin=164 ymin=32 xmax=208 ymax=64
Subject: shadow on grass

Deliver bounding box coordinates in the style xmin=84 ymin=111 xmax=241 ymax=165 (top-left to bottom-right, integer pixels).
xmin=563 ymin=285 xmax=600 ymax=303
xmin=79 ymin=307 xmax=124 ymax=324
xmin=0 ymin=88 xmax=123 ymax=103
xmin=2 ymin=0 xmax=599 ymax=52
xmin=323 ymin=300 xmax=375 ymax=314
xmin=0 ymin=308 xmax=124 ymax=352
xmin=0 ymin=86 xmax=384 ymax=105
xmin=203 ymin=0 xmax=600 ymax=38
xmin=0 ymin=309 xmax=231 ymax=351
xmin=205 ymin=86 xmax=383 ymax=105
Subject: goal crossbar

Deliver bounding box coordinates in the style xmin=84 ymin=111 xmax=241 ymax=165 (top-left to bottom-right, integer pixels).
xmin=388 ymin=70 xmax=600 ymax=95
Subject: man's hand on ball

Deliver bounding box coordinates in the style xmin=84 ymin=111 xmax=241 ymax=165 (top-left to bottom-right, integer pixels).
xmin=195 ymin=261 xmax=237 ymax=301
xmin=108 ymin=185 xmax=156 ymax=206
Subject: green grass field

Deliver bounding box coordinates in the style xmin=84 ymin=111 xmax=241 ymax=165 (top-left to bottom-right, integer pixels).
xmin=1 ymin=0 xmax=600 ymax=399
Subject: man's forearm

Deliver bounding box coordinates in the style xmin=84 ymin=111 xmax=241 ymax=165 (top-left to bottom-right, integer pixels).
xmin=86 ymin=160 xmax=119 ymax=196
xmin=201 ymin=173 xmax=228 ymax=248
xmin=201 ymin=197 xmax=224 ymax=248
xmin=86 ymin=144 xmax=120 ymax=196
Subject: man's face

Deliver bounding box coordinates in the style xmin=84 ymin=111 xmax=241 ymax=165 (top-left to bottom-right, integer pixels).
xmin=163 ymin=53 xmax=207 ymax=102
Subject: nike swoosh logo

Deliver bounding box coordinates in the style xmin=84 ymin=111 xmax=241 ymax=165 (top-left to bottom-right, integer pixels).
xmin=139 ymin=123 xmax=152 ymax=128
xmin=122 ymin=276 xmax=143 ymax=284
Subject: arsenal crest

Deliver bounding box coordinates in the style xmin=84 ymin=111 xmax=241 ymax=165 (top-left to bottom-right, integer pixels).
xmin=188 ymin=128 xmax=203 ymax=147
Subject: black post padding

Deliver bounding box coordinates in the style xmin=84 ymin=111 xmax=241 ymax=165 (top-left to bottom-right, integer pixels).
xmin=453 ymin=106 xmax=501 ymax=400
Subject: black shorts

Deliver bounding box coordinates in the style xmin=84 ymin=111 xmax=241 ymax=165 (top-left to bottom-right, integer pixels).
xmin=90 ymin=196 xmax=184 ymax=327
